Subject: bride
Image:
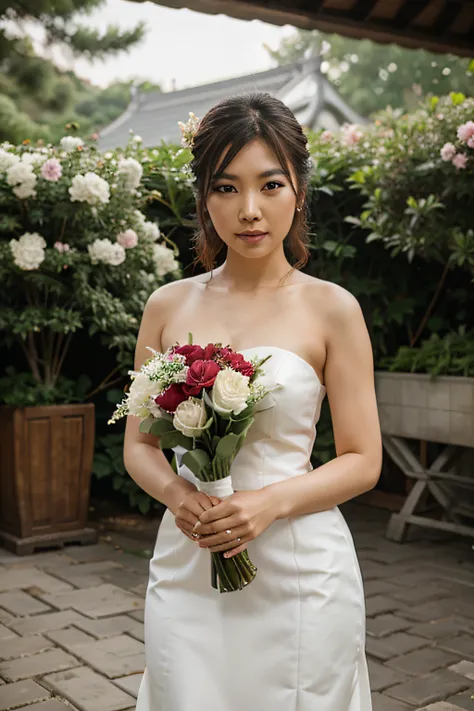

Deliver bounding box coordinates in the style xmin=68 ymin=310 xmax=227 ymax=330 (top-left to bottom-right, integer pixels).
xmin=125 ymin=92 xmax=382 ymax=710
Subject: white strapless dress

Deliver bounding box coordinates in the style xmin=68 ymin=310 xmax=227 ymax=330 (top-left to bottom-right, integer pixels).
xmin=136 ymin=346 xmax=372 ymax=711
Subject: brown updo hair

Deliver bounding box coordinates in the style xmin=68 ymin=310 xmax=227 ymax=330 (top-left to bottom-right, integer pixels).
xmin=190 ymin=92 xmax=312 ymax=272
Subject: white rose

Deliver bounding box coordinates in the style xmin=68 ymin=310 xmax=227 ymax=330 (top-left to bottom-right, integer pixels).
xmin=69 ymin=172 xmax=110 ymax=205
xmin=88 ymin=238 xmax=126 ymax=266
xmin=13 ymin=180 xmax=36 ymax=199
xmin=60 ymin=136 xmax=84 ymax=152
xmin=117 ymin=157 xmax=143 ymax=191
xmin=0 ymin=150 xmax=20 ymax=172
xmin=6 ymin=161 xmax=36 ymax=186
xmin=127 ymin=372 xmax=162 ymax=418
xmin=10 ymin=232 xmax=46 ymax=271
xmin=211 ymin=369 xmax=250 ymax=416
xmin=152 ymin=242 xmax=179 ymax=277
xmin=143 ymin=220 xmax=160 ymax=241
xmin=173 ymin=397 xmax=207 ymax=438
xmin=21 ymin=152 xmax=46 ymax=166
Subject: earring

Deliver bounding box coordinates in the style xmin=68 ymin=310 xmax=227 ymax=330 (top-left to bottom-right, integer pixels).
xmin=296 ymin=206 xmax=302 ymax=212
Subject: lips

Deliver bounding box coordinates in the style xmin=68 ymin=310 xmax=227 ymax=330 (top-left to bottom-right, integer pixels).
xmin=238 ymin=231 xmax=267 ymax=237
xmin=237 ymin=231 xmax=268 ymax=243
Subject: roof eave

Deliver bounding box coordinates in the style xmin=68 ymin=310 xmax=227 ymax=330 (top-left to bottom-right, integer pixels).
xmin=131 ymin=0 xmax=474 ymax=58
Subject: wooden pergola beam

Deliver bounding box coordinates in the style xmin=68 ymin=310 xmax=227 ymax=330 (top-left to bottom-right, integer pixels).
xmin=140 ymin=0 xmax=474 ymax=57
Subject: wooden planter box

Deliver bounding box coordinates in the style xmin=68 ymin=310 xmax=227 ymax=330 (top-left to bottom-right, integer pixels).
xmin=375 ymin=371 xmax=474 ymax=446
xmin=0 ymin=403 xmax=97 ymax=555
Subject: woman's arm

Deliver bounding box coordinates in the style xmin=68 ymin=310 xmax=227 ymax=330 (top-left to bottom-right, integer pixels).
xmin=267 ymin=284 xmax=382 ymax=519
xmin=124 ymin=282 xmax=215 ymax=528
xmin=123 ymin=284 xmax=198 ymax=514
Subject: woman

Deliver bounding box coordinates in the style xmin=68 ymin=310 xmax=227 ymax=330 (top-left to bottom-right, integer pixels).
xmin=126 ymin=92 xmax=382 ymax=710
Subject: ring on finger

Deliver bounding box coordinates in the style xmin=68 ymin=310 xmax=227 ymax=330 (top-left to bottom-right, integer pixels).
xmin=225 ymin=529 xmax=232 ymax=535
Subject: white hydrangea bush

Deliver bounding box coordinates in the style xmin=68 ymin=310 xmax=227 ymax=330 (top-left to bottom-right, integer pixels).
xmin=0 ymin=135 xmax=182 ymax=403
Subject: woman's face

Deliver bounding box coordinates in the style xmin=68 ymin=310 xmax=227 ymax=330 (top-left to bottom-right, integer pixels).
xmin=205 ymin=138 xmax=298 ymax=259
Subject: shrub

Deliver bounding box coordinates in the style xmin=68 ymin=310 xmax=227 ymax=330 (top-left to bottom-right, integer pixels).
xmin=0 ymin=133 xmax=181 ymax=406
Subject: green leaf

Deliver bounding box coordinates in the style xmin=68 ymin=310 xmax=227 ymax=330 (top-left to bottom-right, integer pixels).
xmin=229 ymin=416 xmax=254 ymax=437
xmin=450 ymin=91 xmax=466 ymax=106
xmin=138 ymin=417 xmax=154 ymax=434
xmin=137 ymin=495 xmax=151 ymax=515
xmin=201 ymin=416 xmax=214 ymax=431
xmin=92 ymin=459 xmax=113 ymax=478
xmin=159 ymin=430 xmax=193 ymax=450
xmin=182 ymin=448 xmax=211 ymax=477
xmin=231 ymin=405 xmax=252 ymax=421
xmin=215 ymin=433 xmax=240 ymax=459
xmin=107 ymin=388 xmax=126 ymax=404
xmin=149 ymin=418 xmax=176 ymax=437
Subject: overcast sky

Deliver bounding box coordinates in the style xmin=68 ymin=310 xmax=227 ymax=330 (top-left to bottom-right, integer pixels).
xmin=73 ymin=0 xmax=293 ymax=91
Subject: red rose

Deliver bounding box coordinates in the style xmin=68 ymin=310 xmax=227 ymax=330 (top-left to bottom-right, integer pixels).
xmin=184 ymin=359 xmax=221 ymax=395
xmin=220 ymin=351 xmax=255 ymax=378
xmin=155 ymin=383 xmax=188 ymax=413
xmin=173 ymin=344 xmax=205 ymax=365
xmin=203 ymin=343 xmax=218 ymax=360
xmin=217 ymin=347 xmax=233 ymax=359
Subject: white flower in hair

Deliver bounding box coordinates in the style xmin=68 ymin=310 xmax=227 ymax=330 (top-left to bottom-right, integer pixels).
xmin=178 ymin=112 xmax=201 ymax=149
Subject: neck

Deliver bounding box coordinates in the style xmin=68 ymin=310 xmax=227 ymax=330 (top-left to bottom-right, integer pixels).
xmin=211 ymin=246 xmax=294 ymax=291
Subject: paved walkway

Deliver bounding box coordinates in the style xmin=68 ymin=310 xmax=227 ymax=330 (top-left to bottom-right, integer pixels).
xmin=0 ymin=503 xmax=473 ymax=711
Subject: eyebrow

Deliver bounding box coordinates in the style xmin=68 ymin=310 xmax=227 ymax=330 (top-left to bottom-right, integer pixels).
xmin=212 ymin=168 xmax=287 ymax=181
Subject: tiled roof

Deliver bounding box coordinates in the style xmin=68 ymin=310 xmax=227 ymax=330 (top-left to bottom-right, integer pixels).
xmin=99 ymin=61 xmax=309 ymax=150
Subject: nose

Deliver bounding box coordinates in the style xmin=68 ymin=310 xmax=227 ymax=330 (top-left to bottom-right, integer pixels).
xmin=239 ymin=192 xmax=262 ymax=223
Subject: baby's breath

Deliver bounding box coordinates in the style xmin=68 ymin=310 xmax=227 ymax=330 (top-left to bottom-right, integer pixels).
xmin=141 ymin=350 xmax=187 ymax=384
xmin=107 ymin=400 xmax=129 ymax=424
xmin=247 ymin=382 xmax=267 ymax=405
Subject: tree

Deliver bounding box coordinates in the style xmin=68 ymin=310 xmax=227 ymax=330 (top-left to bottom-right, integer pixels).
xmin=0 ymin=1 xmax=149 ymax=143
xmin=0 ymin=1 xmax=145 ymax=61
xmin=266 ymin=29 xmax=474 ymax=117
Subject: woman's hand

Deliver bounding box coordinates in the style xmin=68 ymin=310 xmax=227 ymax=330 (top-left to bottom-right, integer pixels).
xmin=193 ymin=489 xmax=279 ymax=558
xmin=173 ymin=491 xmax=221 ymax=541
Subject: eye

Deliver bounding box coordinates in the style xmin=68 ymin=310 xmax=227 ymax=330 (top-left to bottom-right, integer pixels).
xmin=213 ymin=184 xmax=236 ymax=193
xmin=264 ymin=181 xmax=285 ymax=191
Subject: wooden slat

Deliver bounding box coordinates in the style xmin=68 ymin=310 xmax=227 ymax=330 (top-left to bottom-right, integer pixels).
xmin=349 ymin=0 xmax=380 ymax=21
xmin=431 ymin=2 xmax=465 ymax=36
xmin=391 ymin=0 xmax=433 ymax=28
xmin=450 ymin=3 xmax=474 ymax=32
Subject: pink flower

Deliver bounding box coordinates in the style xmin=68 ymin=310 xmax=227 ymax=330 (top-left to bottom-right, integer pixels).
xmin=54 ymin=241 xmax=70 ymax=253
xmin=452 ymin=153 xmax=468 ymax=170
xmin=341 ymin=124 xmax=363 ymax=146
xmin=116 ymin=229 xmax=138 ymax=249
xmin=457 ymin=121 xmax=474 ymax=143
xmin=440 ymin=142 xmax=456 ymax=161
xmin=468 ymin=137 xmax=474 ymax=149
xmin=41 ymin=158 xmax=62 ymax=182
xmin=320 ymin=130 xmax=333 ymax=143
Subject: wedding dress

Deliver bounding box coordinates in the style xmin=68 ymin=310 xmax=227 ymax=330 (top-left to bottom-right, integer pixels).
xmin=135 ymin=345 xmax=372 ymax=711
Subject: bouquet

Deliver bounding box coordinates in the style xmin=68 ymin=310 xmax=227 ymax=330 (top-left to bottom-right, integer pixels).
xmin=109 ymin=335 xmax=278 ymax=593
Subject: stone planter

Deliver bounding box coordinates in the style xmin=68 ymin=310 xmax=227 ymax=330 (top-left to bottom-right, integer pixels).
xmin=0 ymin=403 xmax=97 ymax=555
xmin=374 ymin=371 xmax=474 ymax=541
xmin=375 ymin=371 xmax=474 ymax=447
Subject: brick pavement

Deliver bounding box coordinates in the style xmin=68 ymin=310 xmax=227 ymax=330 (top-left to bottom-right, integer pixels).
xmin=0 ymin=503 xmax=473 ymax=710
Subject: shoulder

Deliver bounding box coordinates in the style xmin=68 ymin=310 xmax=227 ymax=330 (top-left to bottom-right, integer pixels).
xmin=145 ymin=273 xmax=208 ymax=311
xmin=300 ymin=277 xmax=362 ymax=323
